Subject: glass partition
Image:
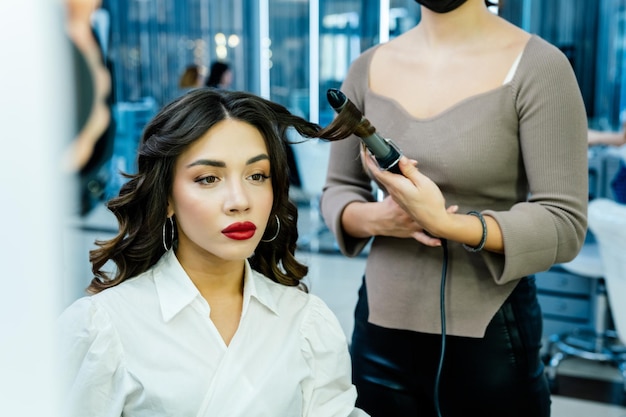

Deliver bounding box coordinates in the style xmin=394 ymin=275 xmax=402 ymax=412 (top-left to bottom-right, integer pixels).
xmin=267 ymin=0 xmax=311 ymax=118
xmin=501 ymin=0 xmax=624 ymax=129
xmin=388 ymin=0 xmax=421 ymax=40
xmin=595 ymin=0 xmax=626 ymax=129
xmin=100 ymin=0 xmax=432 ymax=123
xmin=318 ymin=0 xmax=374 ymax=125
xmin=103 ymin=0 xmax=252 ymax=107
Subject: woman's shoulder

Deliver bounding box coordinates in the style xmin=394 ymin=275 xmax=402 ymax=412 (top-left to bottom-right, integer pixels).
xmin=251 ymin=271 xmax=337 ymax=320
xmin=342 ymin=44 xmax=383 ymax=103
xmin=58 ymin=288 xmax=118 ymax=328
xmin=264 ymin=278 xmax=344 ymax=336
xmin=345 ymin=44 xmax=381 ymax=82
xmin=58 ymin=295 xmax=96 ymax=323
xmin=59 ymin=272 xmax=154 ymax=323
xmin=353 ymin=43 xmax=382 ymax=65
xmin=252 ymin=270 xmax=312 ymax=304
xmin=521 ymin=35 xmax=572 ymax=69
xmin=257 ymin=276 xmax=349 ymax=354
xmin=511 ymin=35 xmax=578 ymax=91
xmin=57 ymin=294 xmax=115 ymax=345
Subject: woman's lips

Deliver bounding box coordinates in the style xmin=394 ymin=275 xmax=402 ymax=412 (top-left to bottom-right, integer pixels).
xmin=222 ymin=221 xmax=257 ymax=240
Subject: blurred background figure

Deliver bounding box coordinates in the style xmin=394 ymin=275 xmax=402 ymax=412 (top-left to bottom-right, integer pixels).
xmin=588 ymin=124 xmax=626 ymax=147
xmin=64 ymin=0 xmax=116 ymax=216
xmin=64 ymin=0 xmax=112 ymax=171
xmin=178 ymin=63 xmax=204 ymax=89
xmin=205 ymin=60 xmax=232 ymax=89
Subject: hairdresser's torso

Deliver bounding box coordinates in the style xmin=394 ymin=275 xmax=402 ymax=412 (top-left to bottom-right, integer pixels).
xmin=371 ymin=6 xmax=529 ymax=120
xmin=320 ymin=2 xmax=588 ymax=338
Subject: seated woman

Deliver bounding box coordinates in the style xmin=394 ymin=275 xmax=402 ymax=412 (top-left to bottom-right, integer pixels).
xmin=57 ymin=88 xmax=368 ymax=417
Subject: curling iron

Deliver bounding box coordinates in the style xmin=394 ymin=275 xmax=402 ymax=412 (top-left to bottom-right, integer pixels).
xmin=326 ymin=88 xmax=403 ymax=174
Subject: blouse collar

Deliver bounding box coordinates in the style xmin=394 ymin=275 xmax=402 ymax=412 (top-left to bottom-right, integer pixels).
xmin=153 ymin=250 xmax=280 ymax=323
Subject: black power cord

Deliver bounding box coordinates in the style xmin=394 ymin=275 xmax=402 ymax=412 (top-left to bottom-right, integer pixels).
xmin=433 ymin=238 xmax=449 ymax=417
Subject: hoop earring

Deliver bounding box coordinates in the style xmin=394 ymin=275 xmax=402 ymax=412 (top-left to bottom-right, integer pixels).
xmin=261 ymin=215 xmax=280 ymax=243
xmin=162 ymin=217 xmax=175 ymax=251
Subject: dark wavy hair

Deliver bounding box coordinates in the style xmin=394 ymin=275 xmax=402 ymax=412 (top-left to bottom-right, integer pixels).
xmin=88 ymin=88 xmax=321 ymax=294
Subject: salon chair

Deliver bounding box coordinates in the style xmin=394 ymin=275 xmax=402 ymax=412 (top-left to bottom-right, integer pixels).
xmin=543 ymin=237 xmax=613 ymax=389
xmin=545 ymin=198 xmax=626 ymax=395
xmin=544 ymin=146 xmax=626 ymax=393
xmin=588 ymin=198 xmax=626 ymax=394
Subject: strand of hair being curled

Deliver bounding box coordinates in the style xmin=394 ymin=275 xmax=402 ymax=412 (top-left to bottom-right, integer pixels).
xmin=314 ymin=95 xmax=377 ymax=142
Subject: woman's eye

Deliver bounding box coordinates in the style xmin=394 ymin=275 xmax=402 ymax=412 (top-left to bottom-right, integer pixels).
xmin=197 ymin=175 xmax=219 ymax=184
xmin=249 ymin=173 xmax=270 ymax=182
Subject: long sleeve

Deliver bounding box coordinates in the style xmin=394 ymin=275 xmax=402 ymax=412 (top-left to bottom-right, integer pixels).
xmin=482 ymin=37 xmax=588 ymax=283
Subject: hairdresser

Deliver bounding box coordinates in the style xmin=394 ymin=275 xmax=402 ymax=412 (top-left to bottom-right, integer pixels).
xmin=318 ymin=0 xmax=588 ymax=416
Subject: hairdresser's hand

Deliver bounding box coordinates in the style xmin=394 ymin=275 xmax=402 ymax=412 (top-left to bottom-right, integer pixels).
xmin=365 ymin=154 xmax=453 ymax=238
xmin=376 ymin=195 xmax=451 ymax=246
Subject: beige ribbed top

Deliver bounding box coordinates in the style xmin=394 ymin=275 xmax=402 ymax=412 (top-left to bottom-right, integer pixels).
xmin=320 ymin=35 xmax=589 ymax=338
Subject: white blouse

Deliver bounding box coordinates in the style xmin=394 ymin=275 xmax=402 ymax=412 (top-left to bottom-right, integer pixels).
xmin=57 ymin=250 xmax=367 ymax=417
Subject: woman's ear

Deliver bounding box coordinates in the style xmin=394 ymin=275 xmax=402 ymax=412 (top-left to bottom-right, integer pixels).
xmin=166 ymin=199 xmax=174 ymax=218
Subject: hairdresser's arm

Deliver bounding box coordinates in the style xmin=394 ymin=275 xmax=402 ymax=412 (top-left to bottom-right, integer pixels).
xmin=342 ymin=196 xmax=446 ymax=246
xmin=364 ymin=155 xmax=504 ymax=253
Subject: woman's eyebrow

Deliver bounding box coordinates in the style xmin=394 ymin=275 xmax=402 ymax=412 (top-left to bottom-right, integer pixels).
xmin=247 ymin=154 xmax=269 ymax=164
xmin=186 ymin=159 xmax=224 ymax=168
xmin=186 ymin=154 xmax=269 ymax=168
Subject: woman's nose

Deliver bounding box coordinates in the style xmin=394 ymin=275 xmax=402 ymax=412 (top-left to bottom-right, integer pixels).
xmin=223 ymin=180 xmax=251 ymax=212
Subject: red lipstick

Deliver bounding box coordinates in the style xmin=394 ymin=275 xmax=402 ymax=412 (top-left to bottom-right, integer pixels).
xmin=222 ymin=221 xmax=257 ymax=240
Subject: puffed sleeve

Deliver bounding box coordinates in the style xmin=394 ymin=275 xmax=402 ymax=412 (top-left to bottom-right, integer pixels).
xmin=57 ymin=297 xmax=130 ymax=417
xmin=300 ymin=295 xmax=369 ymax=417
